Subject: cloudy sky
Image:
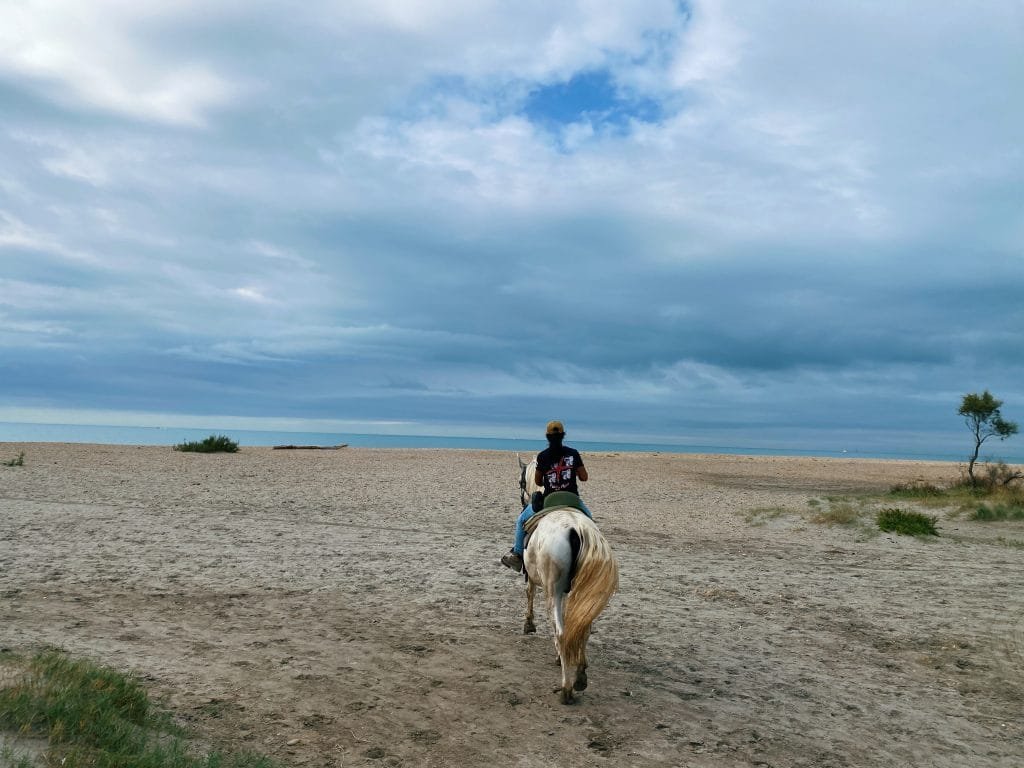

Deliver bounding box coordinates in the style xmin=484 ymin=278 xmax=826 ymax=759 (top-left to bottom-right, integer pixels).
xmin=1 ymin=1 xmax=1022 ymax=455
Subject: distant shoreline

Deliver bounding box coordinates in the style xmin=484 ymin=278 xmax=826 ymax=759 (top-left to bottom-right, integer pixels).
xmin=0 ymin=439 xmax=971 ymax=466
xmin=2 ymin=419 xmax=1015 ymax=464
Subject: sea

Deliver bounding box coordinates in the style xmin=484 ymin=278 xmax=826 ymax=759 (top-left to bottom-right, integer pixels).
xmin=3 ymin=421 xmax=1020 ymax=464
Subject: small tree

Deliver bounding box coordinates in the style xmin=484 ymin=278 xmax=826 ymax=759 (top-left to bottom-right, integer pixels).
xmin=958 ymin=391 xmax=1018 ymax=487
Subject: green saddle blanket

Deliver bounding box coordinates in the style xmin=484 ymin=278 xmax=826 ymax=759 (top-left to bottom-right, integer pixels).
xmin=542 ymin=491 xmax=587 ymax=512
xmin=522 ymin=492 xmax=587 ymax=535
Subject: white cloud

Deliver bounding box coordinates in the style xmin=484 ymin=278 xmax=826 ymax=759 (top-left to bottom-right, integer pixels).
xmin=0 ymin=0 xmax=238 ymax=124
xmin=0 ymin=310 xmax=73 ymax=346
xmin=311 ymin=0 xmax=681 ymax=79
xmin=0 ymin=211 xmax=102 ymax=264
xmin=231 ymin=286 xmax=272 ymax=303
xmin=668 ymin=0 xmax=745 ymax=88
xmin=245 ymin=240 xmax=315 ymax=270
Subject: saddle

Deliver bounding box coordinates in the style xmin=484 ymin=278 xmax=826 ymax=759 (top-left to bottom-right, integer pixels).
xmin=542 ymin=491 xmax=588 ymax=513
xmin=523 ymin=491 xmax=587 ymax=536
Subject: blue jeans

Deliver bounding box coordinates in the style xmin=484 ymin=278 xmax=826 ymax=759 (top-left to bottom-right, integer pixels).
xmin=512 ymin=499 xmax=593 ymax=555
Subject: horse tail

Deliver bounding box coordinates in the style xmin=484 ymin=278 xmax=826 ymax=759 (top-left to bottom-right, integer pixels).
xmin=561 ymin=519 xmax=618 ymax=667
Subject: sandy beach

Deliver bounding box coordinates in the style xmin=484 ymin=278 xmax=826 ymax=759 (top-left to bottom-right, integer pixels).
xmin=1 ymin=442 xmax=1022 ymax=767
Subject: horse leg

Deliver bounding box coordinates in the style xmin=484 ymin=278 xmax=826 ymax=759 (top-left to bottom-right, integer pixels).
xmin=523 ymin=579 xmax=537 ymax=634
xmin=550 ymin=590 xmax=576 ymax=704
xmin=557 ymin=648 xmax=575 ymax=704
xmin=573 ymin=627 xmax=590 ymax=691
xmin=574 ymin=658 xmax=588 ymax=691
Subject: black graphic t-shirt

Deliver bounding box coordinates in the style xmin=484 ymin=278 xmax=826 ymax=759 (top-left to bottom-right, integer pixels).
xmin=536 ymin=446 xmax=585 ymax=496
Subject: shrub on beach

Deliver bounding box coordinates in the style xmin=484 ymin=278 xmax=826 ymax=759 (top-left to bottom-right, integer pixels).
xmin=2 ymin=452 xmax=24 ymax=467
xmin=876 ymin=508 xmax=938 ymax=536
xmin=890 ymin=472 xmax=1024 ymax=520
xmin=979 ymin=461 xmax=1023 ymax=488
xmin=970 ymin=502 xmax=1024 ymax=522
xmin=810 ymin=501 xmax=861 ymax=526
xmin=947 ymin=462 xmax=1023 ymax=492
xmin=0 ymin=649 xmax=276 ymax=768
xmin=889 ymin=481 xmax=946 ymax=499
xmin=173 ymin=435 xmax=239 ymax=453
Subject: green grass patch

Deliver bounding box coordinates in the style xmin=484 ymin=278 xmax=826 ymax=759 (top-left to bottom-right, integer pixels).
xmin=811 ymin=502 xmax=862 ymax=526
xmin=969 ymin=502 xmax=1024 ymax=521
xmin=173 ymin=435 xmax=239 ymax=454
xmin=889 ymin=481 xmax=947 ymax=499
xmin=0 ymin=743 xmax=36 ymax=768
xmin=888 ymin=477 xmax=1024 ymax=516
xmin=0 ymin=650 xmax=275 ymax=768
xmin=2 ymin=452 xmax=24 ymax=467
xmin=876 ymin=507 xmax=939 ymax=536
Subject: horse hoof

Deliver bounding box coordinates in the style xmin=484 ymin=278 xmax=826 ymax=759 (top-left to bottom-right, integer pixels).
xmin=523 ymin=621 xmax=536 ymax=635
xmin=560 ymin=688 xmax=575 ymax=705
xmin=573 ymin=673 xmax=588 ymax=691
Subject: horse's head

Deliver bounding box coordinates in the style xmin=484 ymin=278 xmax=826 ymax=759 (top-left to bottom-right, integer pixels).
xmin=517 ymin=453 xmax=529 ymax=507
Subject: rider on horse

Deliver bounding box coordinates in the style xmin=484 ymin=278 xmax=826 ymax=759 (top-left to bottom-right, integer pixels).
xmin=501 ymin=420 xmax=592 ymax=573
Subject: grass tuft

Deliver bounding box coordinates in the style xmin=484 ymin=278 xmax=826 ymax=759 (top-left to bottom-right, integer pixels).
xmin=877 ymin=508 xmax=939 ymax=536
xmin=0 ymin=743 xmax=36 ymax=768
xmin=969 ymin=502 xmax=1024 ymax=522
xmin=2 ymin=452 xmax=24 ymax=467
xmin=173 ymin=435 xmax=239 ymax=454
xmin=0 ymin=650 xmax=276 ymax=768
xmin=811 ymin=502 xmax=861 ymax=526
xmin=889 ymin=481 xmax=946 ymax=499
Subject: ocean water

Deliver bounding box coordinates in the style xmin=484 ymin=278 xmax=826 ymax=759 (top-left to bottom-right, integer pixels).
xmin=2 ymin=421 xmax=1017 ymax=464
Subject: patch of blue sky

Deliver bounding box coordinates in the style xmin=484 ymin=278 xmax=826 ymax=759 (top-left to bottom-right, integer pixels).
xmin=402 ymin=68 xmax=668 ymax=150
xmin=522 ymin=69 xmax=665 ymax=140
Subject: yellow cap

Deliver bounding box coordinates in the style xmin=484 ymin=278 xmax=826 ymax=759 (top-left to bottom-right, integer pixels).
xmin=545 ymin=420 xmax=565 ymax=435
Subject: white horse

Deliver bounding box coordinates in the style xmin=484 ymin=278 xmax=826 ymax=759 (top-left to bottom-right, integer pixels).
xmin=522 ymin=505 xmax=619 ymax=704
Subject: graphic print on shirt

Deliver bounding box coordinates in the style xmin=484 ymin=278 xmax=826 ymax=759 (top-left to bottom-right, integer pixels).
xmin=544 ymin=454 xmax=575 ymax=491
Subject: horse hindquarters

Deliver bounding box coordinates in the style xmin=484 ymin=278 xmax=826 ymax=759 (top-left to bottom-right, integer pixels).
xmin=524 ymin=510 xmax=617 ymax=704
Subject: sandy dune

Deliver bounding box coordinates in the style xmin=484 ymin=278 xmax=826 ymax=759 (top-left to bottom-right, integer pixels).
xmin=1 ymin=443 xmax=1022 ymax=767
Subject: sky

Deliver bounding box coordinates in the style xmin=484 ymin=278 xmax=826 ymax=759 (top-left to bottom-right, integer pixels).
xmin=1 ymin=1 xmax=1022 ymax=456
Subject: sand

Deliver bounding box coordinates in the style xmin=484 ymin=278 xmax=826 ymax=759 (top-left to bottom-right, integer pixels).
xmin=1 ymin=442 xmax=1022 ymax=767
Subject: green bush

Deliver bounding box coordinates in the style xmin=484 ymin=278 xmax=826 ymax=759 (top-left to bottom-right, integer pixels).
xmin=877 ymin=507 xmax=938 ymax=536
xmin=2 ymin=452 xmax=24 ymax=467
xmin=970 ymin=502 xmax=1024 ymax=521
xmin=173 ymin=435 xmax=239 ymax=453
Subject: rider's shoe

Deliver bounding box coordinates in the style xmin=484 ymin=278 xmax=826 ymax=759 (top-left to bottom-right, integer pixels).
xmin=501 ymin=550 xmax=523 ymax=573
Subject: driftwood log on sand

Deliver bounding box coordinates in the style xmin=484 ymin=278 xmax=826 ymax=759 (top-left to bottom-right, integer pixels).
xmin=272 ymin=444 xmax=348 ymax=450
